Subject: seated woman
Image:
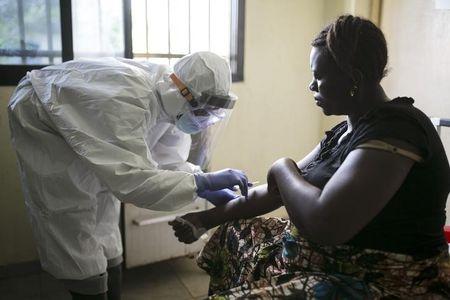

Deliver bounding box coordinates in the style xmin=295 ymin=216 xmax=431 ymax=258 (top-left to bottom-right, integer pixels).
xmin=170 ymin=15 xmax=450 ymax=299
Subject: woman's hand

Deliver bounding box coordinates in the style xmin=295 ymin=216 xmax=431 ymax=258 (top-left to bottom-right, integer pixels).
xmin=267 ymin=157 xmax=300 ymax=195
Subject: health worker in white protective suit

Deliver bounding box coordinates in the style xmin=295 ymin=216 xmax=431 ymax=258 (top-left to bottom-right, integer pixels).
xmin=8 ymin=51 xmax=248 ymax=300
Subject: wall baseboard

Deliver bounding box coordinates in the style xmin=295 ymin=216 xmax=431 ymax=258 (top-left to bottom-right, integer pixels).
xmin=0 ymin=260 xmax=42 ymax=279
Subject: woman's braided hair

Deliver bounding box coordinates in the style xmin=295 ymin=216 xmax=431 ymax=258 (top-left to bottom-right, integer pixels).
xmin=311 ymin=15 xmax=388 ymax=83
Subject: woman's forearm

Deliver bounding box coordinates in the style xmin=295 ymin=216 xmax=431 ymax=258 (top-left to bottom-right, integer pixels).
xmin=198 ymin=184 xmax=283 ymax=230
xmin=271 ymin=159 xmax=322 ymax=239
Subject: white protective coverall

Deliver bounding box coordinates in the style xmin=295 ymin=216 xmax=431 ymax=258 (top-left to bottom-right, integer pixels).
xmin=8 ymin=53 xmax=233 ymax=283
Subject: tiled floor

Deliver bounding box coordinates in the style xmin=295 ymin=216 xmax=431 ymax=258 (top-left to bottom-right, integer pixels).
xmin=0 ymin=256 xmax=210 ymax=300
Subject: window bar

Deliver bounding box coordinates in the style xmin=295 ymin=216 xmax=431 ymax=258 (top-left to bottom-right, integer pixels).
xmin=208 ymin=0 xmax=211 ymax=51
xmin=60 ymin=0 xmax=74 ymax=61
xmin=133 ymin=53 xmax=184 ymax=59
xmin=98 ymin=0 xmax=103 ymax=54
xmin=188 ymin=0 xmax=191 ymax=54
xmin=230 ymin=0 xmax=245 ymax=82
xmin=167 ymin=0 xmax=171 ymax=62
xmin=17 ymin=0 xmax=26 ymax=64
xmin=145 ymin=0 xmax=149 ymax=60
xmin=123 ymin=0 xmax=133 ymax=58
xmin=45 ymin=0 xmax=54 ymax=64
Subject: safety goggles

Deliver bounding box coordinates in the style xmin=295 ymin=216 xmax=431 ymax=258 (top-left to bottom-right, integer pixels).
xmin=169 ymin=73 xmax=237 ymax=110
xmin=184 ymin=109 xmax=220 ymax=129
xmin=176 ymin=104 xmax=226 ymax=129
xmin=192 ymin=105 xmax=226 ymax=118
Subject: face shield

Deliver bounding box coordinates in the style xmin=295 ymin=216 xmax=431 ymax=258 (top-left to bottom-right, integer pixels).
xmin=187 ymin=111 xmax=233 ymax=171
xmin=170 ymin=72 xmax=236 ymax=133
xmin=169 ymin=72 xmax=237 ymax=170
xmin=175 ymin=94 xmax=237 ymax=134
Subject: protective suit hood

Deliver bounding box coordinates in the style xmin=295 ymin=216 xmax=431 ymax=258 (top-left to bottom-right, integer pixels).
xmin=173 ymin=51 xmax=232 ymax=97
xmin=154 ymin=74 xmax=186 ymax=122
xmin=157 ymin=51 xmax=235 ymax=121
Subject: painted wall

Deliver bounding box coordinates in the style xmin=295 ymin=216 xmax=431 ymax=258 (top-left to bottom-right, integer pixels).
xmin=380 ymin=0 xmax=450 ymax=223
xmin=0 ymin=0 xmax=327 ymax=265
xmin=210 ymin=0 xmax=329 ymax=218
xmin=0 ymin=86 xmax=39 ymax=265
xmin=211 ymin=0 xmax=325 ymax=189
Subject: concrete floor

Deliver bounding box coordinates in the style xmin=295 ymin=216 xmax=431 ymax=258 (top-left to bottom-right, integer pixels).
xmin=0 ymin=256 xmax=210 ymax=300
xmin=122 ymin=256 xmax=209 ymax=300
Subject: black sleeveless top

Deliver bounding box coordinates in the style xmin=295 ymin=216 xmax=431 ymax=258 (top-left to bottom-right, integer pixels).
xmin=302 ymin=97 xmax=450 ymax=259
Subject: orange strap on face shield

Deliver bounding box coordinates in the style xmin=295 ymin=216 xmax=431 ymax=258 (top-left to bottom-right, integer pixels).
xmin=169 ymin=73 xmax=194 ymax=102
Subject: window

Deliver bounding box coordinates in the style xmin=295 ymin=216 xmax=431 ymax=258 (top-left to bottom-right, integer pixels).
xmin=0 ymin=0 xmax=245 ymax=85
xmin=72 ymin=0 xmax=125 ymax=58
xmin=131 ymin=0 xmax=230 ymax=64
xmin=0 ymin=0 xmax=62 ymax=65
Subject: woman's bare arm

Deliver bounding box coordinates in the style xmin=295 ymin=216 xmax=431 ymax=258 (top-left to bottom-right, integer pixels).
xmin=269 ymin=145 xmax=416 ymax=245
xmin=194 ymin=184 xmax=282 ymax=230
xmin=297 ymin=143 xmax=320 ymax=170
xmin=186 ymin=144 xmax=321 ymax=229
xmin=170 ymin=144 xmax=320 ymax=243
xmin=170 ymin=184 xmax=284 ymax=243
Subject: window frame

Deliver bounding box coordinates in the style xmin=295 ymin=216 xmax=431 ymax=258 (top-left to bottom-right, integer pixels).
xmin=230 ymin=0 xmax=245 ymax=82
xmin=0 ymin=0 xmax=245 ymax=86
xmin=0 ymin=0 xmax=72 ymax=85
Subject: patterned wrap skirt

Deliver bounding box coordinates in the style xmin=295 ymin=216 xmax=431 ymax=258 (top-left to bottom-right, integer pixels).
xmin=197 ymin=217 xmax=450 ymax=299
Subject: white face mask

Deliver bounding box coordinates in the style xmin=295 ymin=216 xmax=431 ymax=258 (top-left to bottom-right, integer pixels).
xmin=175 ymin=111 xmax=203 ymax=134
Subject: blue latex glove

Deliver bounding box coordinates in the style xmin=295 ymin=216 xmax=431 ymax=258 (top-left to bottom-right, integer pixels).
xmin=194 ymin=168 xmax=249 ymax=198
xmin=197 ymin=188 xmax=239 ymax=206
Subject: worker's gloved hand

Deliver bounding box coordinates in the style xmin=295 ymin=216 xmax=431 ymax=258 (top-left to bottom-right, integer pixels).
xmin=197 ymin=188 xmax=239 ymax=206
xmin=194 ymin=168 xmax=249 ymax=198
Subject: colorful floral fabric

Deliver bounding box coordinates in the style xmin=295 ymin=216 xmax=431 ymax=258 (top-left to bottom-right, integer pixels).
xmin=197 ymin=217 xmax=450 ymax=299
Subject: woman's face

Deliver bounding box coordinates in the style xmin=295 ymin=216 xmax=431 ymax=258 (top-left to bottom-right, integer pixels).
xmin=308 ymin=47 xmax=354 ymax=116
